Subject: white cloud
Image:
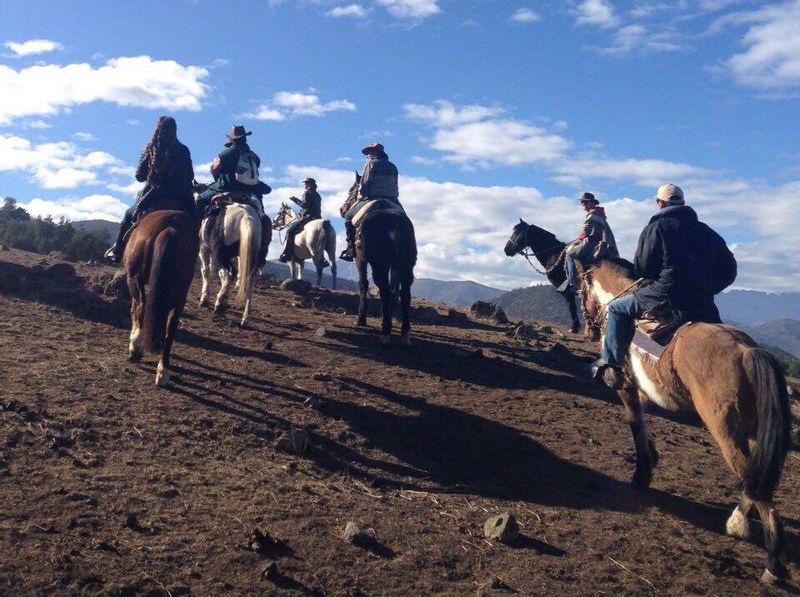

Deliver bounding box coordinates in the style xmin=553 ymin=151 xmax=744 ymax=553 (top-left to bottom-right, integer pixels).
xmin=574 ymin=0 xmax=619 ymax=28
xmin=0 ymin=134 xmax=121 ymax=189
xmin=327 ymin=4 xmax=369 ymax=17
xmin=375 ymin=0 xmax=441 ymax=19
xmin=0 ymin=56 xmax=209 ymax=124
xmin=73 ymin=131 xmax=97 ymax=142
xmin=243 ymin=90 xmax=356 ymax=121
xmin=20 ymin=194 xmax=129 ymax=222
xmin=511 ymin=8 xmax=541 ymax=23
xmin=4 ymin=39 xmax=63 ymax=57
xmin=599 ymin=23 xmax=681 ymax=54
xmin=720 ymin=1 xmax=800 ymax=90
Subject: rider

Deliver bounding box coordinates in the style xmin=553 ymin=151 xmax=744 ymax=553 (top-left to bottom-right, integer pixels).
xmin=105 ymin=116 xmax=195 ymax=262
xmin=592 ymin=183 xmax=737 ymax=389
xmin=279 ymin=177 xmax=322 ymax=263
xmin=339 ymin=142 xmax=403 ymax=262
xmin=562 ymin=192 xmax=618 ymax=292
xmin=195 ymin=124 xmax=272 ymax=267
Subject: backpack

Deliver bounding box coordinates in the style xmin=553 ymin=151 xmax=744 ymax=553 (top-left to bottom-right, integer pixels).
xmin=235 ymin=150 xmax=259 ymax=186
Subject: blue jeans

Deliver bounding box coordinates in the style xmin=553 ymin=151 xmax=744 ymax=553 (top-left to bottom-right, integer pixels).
xmin=196 ymin=189 xmax=216 ymax=214
xmin=602 ymin=293 xmax=648 ymax=368
xmin=565 ymin=242 xmax=593 ymax=290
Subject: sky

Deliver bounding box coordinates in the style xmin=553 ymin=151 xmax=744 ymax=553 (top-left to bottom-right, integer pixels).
xmin=1 ymin=0 xmax=799 ymax=292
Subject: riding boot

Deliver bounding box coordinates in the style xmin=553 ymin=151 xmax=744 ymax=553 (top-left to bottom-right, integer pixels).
xmin=105 ymin=218 xmax=132 ymax=263
xmin=258 ymin=215 xmax=271 ymax=269
xmin=339 ymin=221 xmax=357 ymax=262
xmin=279 ymin=231 xmax=295 ymax=264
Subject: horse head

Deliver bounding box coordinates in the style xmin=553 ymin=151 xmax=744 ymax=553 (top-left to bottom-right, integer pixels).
xmin=192 ymin=179 xmax=209 ymax=199
xmin=272 ymin=203 xmax=291 ymax=229
xmin=504 ymin=218 xmax=529 ymax=256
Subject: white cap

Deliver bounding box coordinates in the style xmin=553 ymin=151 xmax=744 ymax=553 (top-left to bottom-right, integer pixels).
xmin=655 ymin=183 xmax=684 ymax=205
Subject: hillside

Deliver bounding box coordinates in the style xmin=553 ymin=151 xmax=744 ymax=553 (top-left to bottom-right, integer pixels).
xmin=493 ymin=284 xmax=579 ymax=327
xmin=72 ymin=219 xmax=118 ymax=241
xmin=2 ymin=247 xmax=798 ymax=593
xmin=717 ymin=290 xmax=800 ymax=326
xmin=412 ymin=278 xmax=504 ymax=307
xmin=747 ymin=318 xmax=800 ymax=358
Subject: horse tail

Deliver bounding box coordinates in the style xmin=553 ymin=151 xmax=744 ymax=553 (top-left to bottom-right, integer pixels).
xmin=237 ymin=211 xmax=258 ymax=302
xmin=397 ymin=214 xmax=417 ymax=285
xmin=141 ymin=227 xmax=179 ymax=353
xmin=743 ymin=348 xmax=791 ymax=502
xmin=321 ymin=220 xmax=335 ymax=254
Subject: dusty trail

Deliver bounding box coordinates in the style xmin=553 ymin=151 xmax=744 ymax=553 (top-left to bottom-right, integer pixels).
xmin=0 ymin=248 xmax=798 ymax=595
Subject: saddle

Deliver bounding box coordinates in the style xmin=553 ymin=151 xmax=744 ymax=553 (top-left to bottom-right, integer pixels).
xmin=351 ymin=199 xmax=403 ymax=228
xmin=203 ymin=191 xmax=262 ymax=219
xmin=632 ymin=310 xmax=689 ymax=358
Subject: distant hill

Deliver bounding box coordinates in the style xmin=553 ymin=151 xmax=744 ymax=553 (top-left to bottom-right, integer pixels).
xmin=745 ymin=318 xmax=800 ymax=358
xmin=411 ymin=278 xmax=504 ymax=307
xmin=73 ymin=219 xmax=118 ymax=241
xmin=492 ymin=284 xmax=577 ymax=326
xmin=717 ymin=290 xmax=800 ymax=326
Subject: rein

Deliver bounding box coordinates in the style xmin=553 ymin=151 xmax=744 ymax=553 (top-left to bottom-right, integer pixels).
xmin=580 ymin=270 xmax=645 ymax=332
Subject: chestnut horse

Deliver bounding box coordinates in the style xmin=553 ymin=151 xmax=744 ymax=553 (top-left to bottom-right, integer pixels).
xmin=124 ymin=209 xmax=199 ymax=387
xmin=576 ymin=258 xmax=791 ymax=584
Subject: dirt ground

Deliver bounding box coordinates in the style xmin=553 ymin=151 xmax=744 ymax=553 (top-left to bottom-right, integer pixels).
xmin=1 ymin=247 xmax=799 ymax=596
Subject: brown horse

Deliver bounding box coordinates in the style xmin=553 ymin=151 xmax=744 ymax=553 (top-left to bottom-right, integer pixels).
xmin=344 ymin=173 xmax=417 ymax=345
xmin=124 ymin=209 xmax=199 ymax=387
xmin=578 ymin=258 xmax=791 ymax=584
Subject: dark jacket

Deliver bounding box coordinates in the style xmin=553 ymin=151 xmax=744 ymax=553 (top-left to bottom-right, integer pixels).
xmin=632 ymin=205 xmax=736 ymax=320
xmin=292 ymin=188 xmax=322 ymax=220
xmin=577 ymin=206 xmax=618 ymax=259
xmin=135 ymin=142 xmax=195 ymax=213
xmin=207 ymin=141 xmax=271 ymax=197
xmin=360 ymin=155 xmax=398 ymax=200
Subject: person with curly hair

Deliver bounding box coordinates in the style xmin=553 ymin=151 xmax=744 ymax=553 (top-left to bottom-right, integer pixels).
xmin=105 ymin=116 xmax=195 ymax=262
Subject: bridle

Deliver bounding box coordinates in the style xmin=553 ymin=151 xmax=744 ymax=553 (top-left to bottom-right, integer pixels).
xmin=510 ymin=224 xmax=566 ymax=278
xmin=272 ymin=204 xmax=297 ymax=244
xmin=578 ymin=267 xmax=645 ymax=334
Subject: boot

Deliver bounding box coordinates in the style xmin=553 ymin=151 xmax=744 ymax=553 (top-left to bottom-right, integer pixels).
xmin=105 ymin=220 xmax=131 ymax=263
xmin=339 ymin=221 xmax=356 ymax=262
xmin=588 ymin=360 xmax=623 ymax=389
xmin=279 ymin=230 xmax=294 ymax=263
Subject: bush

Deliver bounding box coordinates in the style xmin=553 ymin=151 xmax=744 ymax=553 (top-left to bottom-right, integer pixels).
xmin=0 ymin=197 xmax=110 ymax=261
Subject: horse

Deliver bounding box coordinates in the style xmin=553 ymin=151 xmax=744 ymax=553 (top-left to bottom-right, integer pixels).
xmin=194 ymin=185 xmax=271 ymax=327
xmin=272 ymin=203 xmax=337 ymax=288
xmin=124 ymin=209 xmax=199 ymax=388
xmin=518 ymin=221 xmax=790 ymax=583
xmin=343 ymin=172 xmax=417 ymax=345
xmin=504 ymin=219 xmax=581 ymax=334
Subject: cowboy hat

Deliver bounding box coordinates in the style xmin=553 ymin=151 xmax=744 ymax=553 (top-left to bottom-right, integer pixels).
xmin=225 ymin=125 xmax=252 ymax=146
xmin=361 ymin=142 xmax=385 ymax=156
xmin=302 ymin=177 xmax=317 ymax=185
xmin=579 ymin=192 xmax=598 ymax=204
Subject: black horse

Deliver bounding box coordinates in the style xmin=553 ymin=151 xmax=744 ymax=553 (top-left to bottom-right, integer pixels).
xmin=344 ymin=173 xmax=417 ymax=345
xmin=503 ymin=218 xmax=581 ymax=334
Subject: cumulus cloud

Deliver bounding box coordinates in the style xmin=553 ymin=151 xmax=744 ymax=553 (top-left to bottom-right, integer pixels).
xmin=4 ymin=39 xmax=63 ymax=57
xmin=327 ymin=3 xmax=369 ymax=17
xmin=0 ymin=134 xmax=121 ymax=189
xmin=511 ymin=8 xmax=541 ymax=23
xmin=243 ymin=90 xmax=356 ymax=121
xmin=718 ymin=1 xmax=800 ymax=90
xmin=574 ymin=0 xmax=619 ymax=28
xmin=19 ymin=194 xmax=129 ymax=222
xmin=0 ymin=56 xmax=209 ymax=124
xmin=375 ymin=0 xmax=441 ymax=20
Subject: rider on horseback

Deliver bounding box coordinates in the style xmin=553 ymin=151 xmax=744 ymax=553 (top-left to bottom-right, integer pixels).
xmin=339 ymin=143 xmax=403 ymax=262
xmin=562 ymin=192 xmax=618 ymax=292
xmin=105 ymin=116 xmax=196 ymax=262
xmin=279 ymin=177 xmax=322 ymax=263
xmin=592 ymin=184 xmax=737 ymax=388
xmin=194 ymin=125 xmax=272 ymax=267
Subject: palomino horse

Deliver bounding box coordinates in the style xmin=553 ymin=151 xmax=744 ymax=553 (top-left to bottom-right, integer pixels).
xmin=124 ymin=209 xmax=199 ymax=387
xmin=577 ymin=257 xmax=791 ymax=583
xmin=273 ymin=203 xmax=337 ymax=288
xmin=343 ymin=173 xmax=417 ymax=345
xmin=504 ymin=219 xmax=581 ymax=334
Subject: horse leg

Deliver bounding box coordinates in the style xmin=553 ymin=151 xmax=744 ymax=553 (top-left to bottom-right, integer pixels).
xmin=314 ymin=256 xmax=323 ymax=287
xmin=214 ymin=268 xmax=231 ymax=314
xmin=240 ymin=277 xmax=253 ymax=328
xmin=288 ymin=260 xmax=295 ymax=280
xmin=619 ymin=383 xmax=657 ymax=488
xmin=155 ymin=306 xmax=179 ymax=388
xmin=399 ymin=275 xmax=412 ymax=347
xmin=752 ymin=500 xmax=788 ymax=584
xmin=198 ymin=247 xmax=211 ymax=308
xmin=564 ymin=291 xmax=580 ymax=334
xmin=356 ymin=259 xmax=369 ymax=327
xmin=330 ymin=260 xmax=337 ymax=290
xmin=127 ymin=276 xmax=144 ymax=363
xmin=726 ymin=494 xmax=753 ymax=539
xmin=373 ymin=267 xmax=393 ymax=344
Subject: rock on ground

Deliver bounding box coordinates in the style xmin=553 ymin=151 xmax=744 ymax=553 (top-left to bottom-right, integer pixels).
xmin=280 ymin=279 xmax=312 ymax=294
xmin=469 ymin=301 xmax=509 ymax=325
xmin=484 ymin=512 xmax=518 ymax=543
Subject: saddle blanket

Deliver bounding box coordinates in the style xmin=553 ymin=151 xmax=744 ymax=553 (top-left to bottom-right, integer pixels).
xmin=632 ymin=322 xmax=691 ymax=359
xmin=352 ymin=199 xmax=403 ymax=228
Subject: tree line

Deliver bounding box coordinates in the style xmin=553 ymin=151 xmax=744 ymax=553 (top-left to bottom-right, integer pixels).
xmin=0 ymin=197 xmax=109 ymax=262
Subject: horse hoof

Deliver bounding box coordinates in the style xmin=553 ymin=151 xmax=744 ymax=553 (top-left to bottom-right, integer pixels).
xmin=631 ymin=468 xmax=652 ymax=489
xmin=569 ymin=324 xmax=580 ymax=334
xmin=380 ymin=334 xmax=391 ymax=345
xmin=400 ymin=332 xmax=412 ymax=347
xmin=725 ymin=508 xmax=750 ymax=539
xmin=239 ymin=320 xmax=248 ymax=329
xmin=128 ymin=350 xmax=143 ymax=364
xmin=155 ymin=371 xmax=170 ymax=388
xmin=355 ymin=319 xmax=367 ymax=327
xmin=761 ymin=568 xmax=785 ymax=585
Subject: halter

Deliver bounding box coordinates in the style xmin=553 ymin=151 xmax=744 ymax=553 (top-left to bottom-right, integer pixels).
xmin=511 ymin=224 xmax=567 ymax=278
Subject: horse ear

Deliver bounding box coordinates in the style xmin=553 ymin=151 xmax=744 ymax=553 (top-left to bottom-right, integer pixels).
xmin=519 ymin=217 xmax=527 ymax=226
xmin=355 ymin=171 xmax=361 ymax=182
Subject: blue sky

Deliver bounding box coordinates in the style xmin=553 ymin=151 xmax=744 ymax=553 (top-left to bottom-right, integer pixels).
xmin=1 ymin=0 xmax=799 ymax=291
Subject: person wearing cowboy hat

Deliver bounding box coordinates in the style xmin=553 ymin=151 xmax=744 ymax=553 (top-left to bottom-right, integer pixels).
xmin=591 ymin=183 xmax=737 ymax=389
xmin=279 ymin=177 xmax=323 ymax=263
xmin=561 ymin=191 xmax=619 ymax=292
xmin=339 ymin=142 xmax=403 ymax=262
xmin=195 ymin=124 xmax=273 ymax=268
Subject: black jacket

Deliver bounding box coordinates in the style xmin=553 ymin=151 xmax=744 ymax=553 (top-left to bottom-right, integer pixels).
xmin=135 ymin=142 xmax=195 ymax=213
xmin=293 ymin=189 xmax=322 ymax=220
xmin=632 ymin=205 xmax=736 ymax=320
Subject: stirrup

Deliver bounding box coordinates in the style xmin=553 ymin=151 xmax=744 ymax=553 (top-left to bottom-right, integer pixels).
xmin=339 ymin=248 xmax=355 ymax=262
xmin=104 ymin=245 xmax=120 ymax=263
xmin=278 ymin=252 xmax=291 ymax=263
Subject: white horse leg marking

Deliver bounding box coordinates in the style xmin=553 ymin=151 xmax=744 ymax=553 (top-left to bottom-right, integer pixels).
xmin=199 ymin=248 xmax=211 ymax=306
xmin=726 ymin=506 xmax=751 ymax=539
xmin=129 ymin=319 xmax=141 ymax=358
xmin=155 ymin=360 xmax=169 ymax=387
xmin=215 ymin=268 xmax=231 ymax=311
